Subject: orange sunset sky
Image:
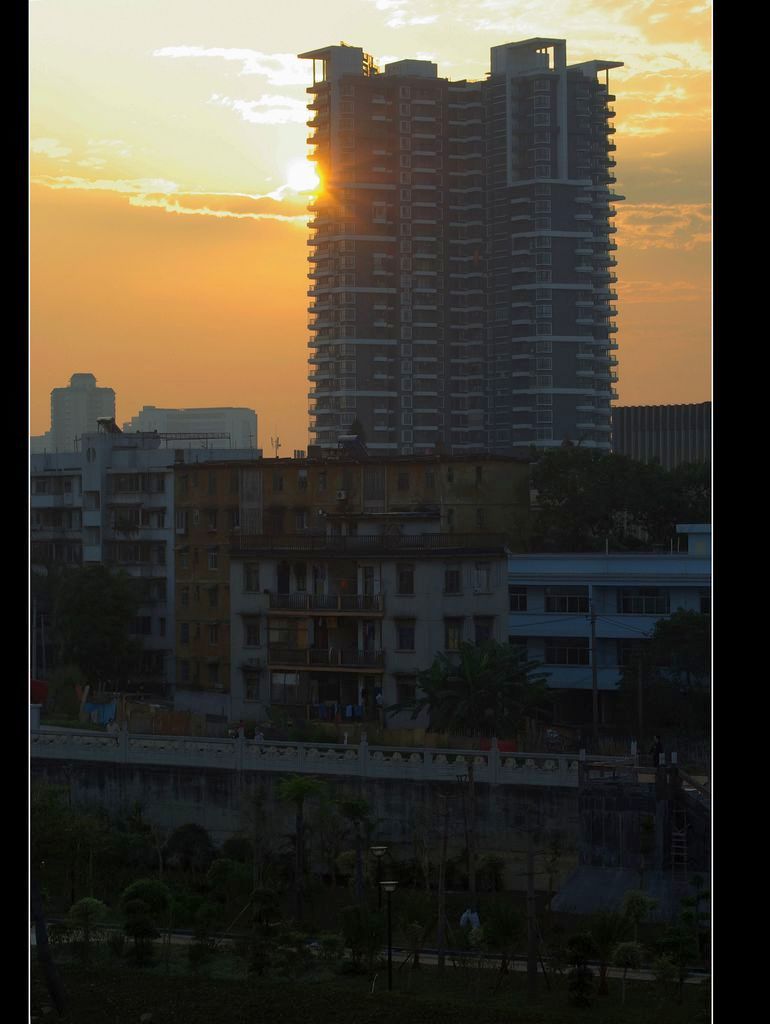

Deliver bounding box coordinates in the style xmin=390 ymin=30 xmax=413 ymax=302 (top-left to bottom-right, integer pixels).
xmin=30 ymin=0 xmax=711 ymax=453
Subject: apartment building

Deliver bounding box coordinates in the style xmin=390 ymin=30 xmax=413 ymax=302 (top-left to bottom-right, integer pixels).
xmin=123 ymin=406 xmax=259 ymax=450
xmin=47 ymin=373 xmax=116 ymax=452
xmin=507 ymin=524 xmax=711 ymax=725
xmin=229 ymin=516 xmax=509 ymax=724
xmin=31 ymin=423 xmax=256 ymax=695
xmin=299 ymin=38 xmax=621 ymax=455
xmin=172 ymin=451 xmax=529 ymax=717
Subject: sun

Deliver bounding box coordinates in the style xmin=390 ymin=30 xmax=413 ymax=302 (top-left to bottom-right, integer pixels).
xmin=286 ymin=159 xmax=320 ymax=193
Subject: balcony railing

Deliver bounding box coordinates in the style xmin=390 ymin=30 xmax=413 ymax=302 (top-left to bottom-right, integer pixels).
xmin=233 ymin=533 xmax=507 ymax=555
xmin=268 ymin=592 xmax=384 ymax=613
xmin=268 ymin=647 xmax=385 ymax=669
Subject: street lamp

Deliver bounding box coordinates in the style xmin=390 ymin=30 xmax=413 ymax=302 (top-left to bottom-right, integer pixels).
xmin=380 ymin=879 xmax=398 ymax=991
xmin=370 ymin=845 xmax=387 ymax=909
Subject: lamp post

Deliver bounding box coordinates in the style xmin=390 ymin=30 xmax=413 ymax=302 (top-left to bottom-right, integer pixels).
xmin=370 ymin=845 xmax=387 ymax=909
xmin=380 ymin=880 xmax=398 ymax=991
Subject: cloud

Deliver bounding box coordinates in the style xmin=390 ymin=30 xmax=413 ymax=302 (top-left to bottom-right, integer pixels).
xmin=210 ymin=93 xmax=307 ymax=125
xmin=153 ymin=46 xmax=311 ymax=86
xmin=615 ymin=202 xmax=711 ymax=251
xmin=31 ymin=175 xmax=311 ymax=223
xmin=127 ymin=194 xmax=308 ymax=223
xmin=618 ymin=279 xmax=704 ymax=303
xmin=32 ymin=175 xmax=180 ymax=194
xmin=31 ymin=138 xmax=72 ymax=159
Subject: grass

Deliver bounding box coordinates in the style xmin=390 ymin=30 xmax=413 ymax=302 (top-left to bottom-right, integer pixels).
xmin=31 ymin=948 xmax=709 ymax=1024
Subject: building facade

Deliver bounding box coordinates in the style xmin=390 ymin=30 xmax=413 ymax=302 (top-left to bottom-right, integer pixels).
xmin=229 ymin=519 xmax=509 ymax=725
xmin=612 ymin=402 xmax=711 ymax=469
xmin=122 ymin=406 xmax=259 ymax=450
xmin=172 ymin=452 xmax=529 ymax=718
xmin=299 ymin=38 xmax=621 ymax=455
xmin=31 ymin=424 xmax=256 ymax=696
xmin=507 ymin=524 xmax=711 ymax=725
xmin=48 ymin=373 xmax=116 ymax=453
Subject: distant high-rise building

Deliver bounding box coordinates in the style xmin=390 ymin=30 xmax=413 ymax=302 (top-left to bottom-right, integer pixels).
xmin=612 ymin=402 xmax=711 ymax=469
xmin=299 ymin=39 xmax=622 ymax=454
xmin=49 ymin=373 xmax=116 ymax=452
xmin=122 ymin=406 xmax=258 ymax=449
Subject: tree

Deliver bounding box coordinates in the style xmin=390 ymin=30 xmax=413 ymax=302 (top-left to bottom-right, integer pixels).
xmin=337 ymin=797 xmax=372 ymax=904
xmin=67 ymin=897 xmax=108 ymax=964
xmin=616 ymin=611 xmax=710 ymax=737
xmin=483 ymin=904 xmax=525 ymax=992
xmin=276 ymin=776 xmax=326 ymax=924
xmin=51 ymin=564 xmax=142 ymax=688
xmin=622 ymin=889 xmax=658 ymax=943
xmin=164 ymin=823 xmax=216 ymax=875
xmin=530 ymin=448 xmax=711 ymax=552
xmin=120 ymin=878 xmax=171 ymax=965
xmin=613 ymin=941 xmax=643 ymax=1004
xmin=589 ymin=909 xmax=631 ymax=995
xmin=390 ymin=640 xmax=551 ymax=738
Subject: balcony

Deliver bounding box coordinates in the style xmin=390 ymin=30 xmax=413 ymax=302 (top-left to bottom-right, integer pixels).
xmin=234 ymin=532 xmax=507 ymax=557
xmin=268 ymin=647 xmax=385 ymax=671
xmin=267 ymin=592 xmax=384 ymax=615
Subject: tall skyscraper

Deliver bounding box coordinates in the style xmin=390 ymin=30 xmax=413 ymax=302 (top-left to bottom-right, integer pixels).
xmin=49 ymin=373 xmax=116 ymax=452
xmin=299 ymin=39 xmax=622 ymax=454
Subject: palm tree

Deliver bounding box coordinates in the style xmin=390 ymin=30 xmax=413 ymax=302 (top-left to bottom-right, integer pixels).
xmin=277 ymin=775 xmax=326 ymax=924
xmin=390 ymin=640 xmax=550 ymax=738
xmin=337 ymin=796 xmax=372 ymax=905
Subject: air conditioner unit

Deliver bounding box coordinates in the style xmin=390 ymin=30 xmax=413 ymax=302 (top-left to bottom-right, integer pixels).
xmin=336 ymin=490 xmax=347 ymax=500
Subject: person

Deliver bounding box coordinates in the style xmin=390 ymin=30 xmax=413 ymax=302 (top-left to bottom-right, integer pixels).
xmin=649 ymin=735 xmax=663 ymax=765
xmin=255 ymin=729 xmax=265 ymax=743
xmin=460 ymin=907 xmax=480 ymax=931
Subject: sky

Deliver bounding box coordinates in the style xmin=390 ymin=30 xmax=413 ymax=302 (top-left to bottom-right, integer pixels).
xmin=30 ymin=0 xmax=712 ymax=452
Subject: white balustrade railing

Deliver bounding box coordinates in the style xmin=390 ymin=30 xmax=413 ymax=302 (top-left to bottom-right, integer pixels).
xmin=30 ymin=728 xmax=583 ymax=787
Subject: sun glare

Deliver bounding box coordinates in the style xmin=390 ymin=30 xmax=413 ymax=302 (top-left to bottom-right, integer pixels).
xmin=286 ymin=160 xmax=320 ymax=193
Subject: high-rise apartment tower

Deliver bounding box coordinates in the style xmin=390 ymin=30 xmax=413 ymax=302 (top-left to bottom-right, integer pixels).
xmin=299 ymin=39 xmax=622 ymax=453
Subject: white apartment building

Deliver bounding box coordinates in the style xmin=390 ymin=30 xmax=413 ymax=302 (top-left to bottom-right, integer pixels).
xmin=122 ymin=406 xmax=258 ymax=450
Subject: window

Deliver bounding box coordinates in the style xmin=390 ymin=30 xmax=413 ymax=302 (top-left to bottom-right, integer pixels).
xmin=509 ymin=585 xmax=527 ymax=611
xmin=318 ymin=470 xmax=327 ymax=492
xmin=244 ymin=563 xmax=260 ymax=591
xmin=398 ymin=564 xmax=415 ymax=595
xmin=474 ymin=617 xmax=494 ymax=645
xmin=298 ymin=469 xmax=308 ymax=491
xmin=159 ymin=617 xmax=166 ymax=637
xmin=699 ymin=589 xmax=711 ymax=615
xmin=544 ymin=637 xmax=589 ymax=665
xmin=425 ymin=469 xmax=435 ymax=489
xmin=397 ymin=471 xmax=410 ymax=491
xmin=273 ymin=473 xmax=283 ymax=493
xmin=476 ymin=508 xmax=486 ymax=529
xmin=229 ymin=507 xmax=240 ymax=529
xmin=545 ymin=587 xmax=589 ymax=613
xmin=474 ymin=562 xmax=491 ymax=593
xmin=396 ymin=677 xmax=417 ymax=704
xmin=208 ymin=586 xmax=219 ymax=609
xmin=180 ymin=586 xmax=190 ymax=608
xmin=207 ymin=662 xmax=220 ymax=686
xmin=178 ymin=660 xmax=190 ymax=684
xmin=208 ymin=624 xmax=219 ymax=645
xmin=207 ymin=509 xmax=218 ymax=531
xmin=295 ymin=509 xmax=308 ymax=531
xmin=396 ymin=619 xmax=415 ymax=650
xmin=245 ymin=619 xmax=260 ymax=647
xmin=618 ymin=588 xmax=670 ymax=615
xmin=208 ymin=548 xmax=219 ymax=571
xmin=445 ymin=618 xmax=463 ymax=650
xmin=444 ymin=566 xmax=461 ymax=594
xmin=180 ymin=622 xmax=190 ymax=645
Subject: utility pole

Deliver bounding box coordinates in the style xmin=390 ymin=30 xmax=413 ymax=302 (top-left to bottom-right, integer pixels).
xmin=436 ymin=793 xmax=449 ymax=971
xmin=590 ymin=597 xmax=599 ymax=745
xmin=637 ymin=656 xmax=644 ymax=748
xmin=270 ymin=435 xmax=281 ymax=459
xmin=526 ymin=831 xmax=537 ymax=1000
xmin=467 ymin=762 xmax=476 ymax=899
